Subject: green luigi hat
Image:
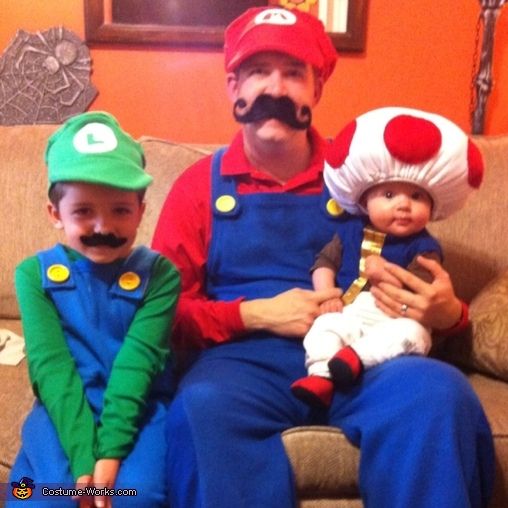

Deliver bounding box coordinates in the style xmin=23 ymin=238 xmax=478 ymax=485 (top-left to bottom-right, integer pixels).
xmin=45 ymin=111 xmax=152 ymax=190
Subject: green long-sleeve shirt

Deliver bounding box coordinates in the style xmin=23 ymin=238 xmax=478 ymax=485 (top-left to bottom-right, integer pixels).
xmin=15 ymin=246 xmax=180 ymax=479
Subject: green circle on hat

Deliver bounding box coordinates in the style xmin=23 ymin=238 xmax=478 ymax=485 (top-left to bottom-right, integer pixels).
xmin=73 ymin=122 xmax=119 ymax=154
xmin=45 ymin=111 xmax=153 ymax=191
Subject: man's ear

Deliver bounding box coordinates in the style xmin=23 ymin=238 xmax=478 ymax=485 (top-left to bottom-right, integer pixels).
xmin=313 ymin=73 xmax=324 ymax=105
xmin=47 ymin=202 xmax=63 ymax=229
xmin=226 ymin=72 xmax=239 ymax=102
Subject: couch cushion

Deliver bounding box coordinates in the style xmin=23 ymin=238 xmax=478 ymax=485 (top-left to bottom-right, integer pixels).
xmin=469 ymin=373 xmax=508 ymax=507
xmin=440 ymin=270 xmax=508 ymax=383
xmin=428 ymin=135 xmax=508 ymax=304
xmin=0 ymin=125 xmax=60 ymax=319
xmin=428 ymin=135 xmax=508 ymax=383
xmin=282 ymin=426 xmax=360 ymax=499
xmin=0 ymin=359 xmax=33 ymax=481
xmin=136 ymin=137 xmax=213 ymax=248
xmin=0 ymin=319 xmax=33 ymax=485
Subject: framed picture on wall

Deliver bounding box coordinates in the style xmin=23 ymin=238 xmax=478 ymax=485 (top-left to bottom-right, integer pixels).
xmin=84 ymin=0 xmax=368 ymax=51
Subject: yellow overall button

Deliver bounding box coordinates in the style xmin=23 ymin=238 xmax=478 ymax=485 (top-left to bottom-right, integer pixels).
xmin=118 ymin=271 xmax=141 ymax=291
xmin=215 ymin=194 xmax=236 ymax=213
xmin=47 ymin=264 xmax=70 ymax=283
xmin=326 ymin=198 xmax=343 ymax=217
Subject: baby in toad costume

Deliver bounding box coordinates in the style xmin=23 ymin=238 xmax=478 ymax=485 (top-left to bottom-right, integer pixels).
xmin=291 ymin=107 xmax=484 ymax=407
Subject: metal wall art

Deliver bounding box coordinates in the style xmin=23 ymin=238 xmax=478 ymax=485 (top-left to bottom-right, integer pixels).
xmin=0 ymin=27 xmax=97 ymax=125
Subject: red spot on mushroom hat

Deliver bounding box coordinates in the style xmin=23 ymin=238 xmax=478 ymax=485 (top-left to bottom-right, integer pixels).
xmin=324 ymin=107 xmax=484 ymax=221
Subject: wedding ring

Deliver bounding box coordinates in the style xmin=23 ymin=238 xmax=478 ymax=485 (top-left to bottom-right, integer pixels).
xmin=400 ymin=303 xmax=409 ymax=315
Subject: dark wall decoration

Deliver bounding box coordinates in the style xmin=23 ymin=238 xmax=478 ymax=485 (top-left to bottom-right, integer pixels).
xmin=471 ymin=0 xmax=507 ymax=134
xmin=112 ymin=0 xmax=267 ymax=27
xmin=0 ymin=27 xmax=97 ymax=125
xmin=84 ymin=0 xmax=368 ymax=52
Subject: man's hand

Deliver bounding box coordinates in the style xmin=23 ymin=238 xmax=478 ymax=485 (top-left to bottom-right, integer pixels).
xmin=240 ymin=287 xmax=342 ymax=338
xmin=369 ymin=256 xmax=462 ymax=330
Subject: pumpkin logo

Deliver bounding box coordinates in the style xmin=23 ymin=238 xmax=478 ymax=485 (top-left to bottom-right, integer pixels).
xmin=11 ymin=477 xmax=35 ymax=500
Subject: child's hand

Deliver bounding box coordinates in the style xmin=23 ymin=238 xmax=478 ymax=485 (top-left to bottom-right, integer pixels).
xmin=93 ymin=458 xmax=121 ymax=508
xmin=73 ymin=475 xmax=94 ymax=508
xmin=319 ymin=297 xmax=344 ymax=314
xmin=364 ymin=255 xmax=402 ymax=288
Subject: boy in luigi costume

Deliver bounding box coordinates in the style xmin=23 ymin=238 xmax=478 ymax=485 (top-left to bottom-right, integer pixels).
xmin=8 ymin=112 xmax=180 ymax=508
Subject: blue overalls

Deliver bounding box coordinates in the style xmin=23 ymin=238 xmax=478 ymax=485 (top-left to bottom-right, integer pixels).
xmin=8 ymin=245 xmax=169 ymax=507
xmin=166 ymin=149 xmax=495 ymax=508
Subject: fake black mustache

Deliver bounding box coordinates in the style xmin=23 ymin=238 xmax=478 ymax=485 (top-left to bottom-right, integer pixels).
xmin=233 ymin=94 xmax=312 ymax=130
xmin=80 ymin=233 xmax=127 ymax=248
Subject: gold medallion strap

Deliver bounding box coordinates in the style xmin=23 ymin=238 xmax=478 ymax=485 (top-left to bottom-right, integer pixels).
xmin=341 ymin=227 xmax=387 ymax=305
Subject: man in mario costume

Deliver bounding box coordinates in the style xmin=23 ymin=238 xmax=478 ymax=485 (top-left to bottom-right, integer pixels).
xmin=152 ymin=7 xmax=495 ymax=508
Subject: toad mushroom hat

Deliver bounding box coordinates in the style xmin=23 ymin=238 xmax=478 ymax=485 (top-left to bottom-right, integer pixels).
xmin=323 ymin=107 xmax=484 ymax=221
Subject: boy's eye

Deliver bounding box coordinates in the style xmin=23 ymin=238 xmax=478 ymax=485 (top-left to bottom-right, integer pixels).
xmin=384 ymin=191 xmax=393 ymax=199
xmin=72 ymin=208 xmax=91 ymax=216
xmin=411 ymin=192 xmax=423 ymax=200
xmin=114 ymin=207 xmax=133 ymax=215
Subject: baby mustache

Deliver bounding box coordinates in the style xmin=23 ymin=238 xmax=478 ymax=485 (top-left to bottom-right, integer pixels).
xmin=233 ymin=95 xmax=312 ymax=130
xmin=80 ymin=233 xmax=127 ymax=248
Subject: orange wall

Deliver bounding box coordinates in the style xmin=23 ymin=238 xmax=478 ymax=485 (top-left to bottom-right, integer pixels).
xmin=2 ymin=0 xmax=507 ymax=143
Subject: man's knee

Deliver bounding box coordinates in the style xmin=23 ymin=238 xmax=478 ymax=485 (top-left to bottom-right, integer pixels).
xmin=378 ymin=357 xmax=480 ymax=411
xmin=168 ymin=381 xmax=230 ymax=430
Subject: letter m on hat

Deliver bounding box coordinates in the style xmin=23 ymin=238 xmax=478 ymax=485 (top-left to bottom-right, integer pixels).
xmin=254 ymin=8 xmax=297 ymax=26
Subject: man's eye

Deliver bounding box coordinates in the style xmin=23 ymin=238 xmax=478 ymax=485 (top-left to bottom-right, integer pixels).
xmin=287 ymin=69 xmax=305 ymax=79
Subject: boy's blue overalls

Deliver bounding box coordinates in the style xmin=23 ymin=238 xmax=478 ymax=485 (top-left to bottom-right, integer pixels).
xmin=167 ymin=149 xmax=494 ymax=508
xmin=9 ymin=245 xmax=168 ymax=507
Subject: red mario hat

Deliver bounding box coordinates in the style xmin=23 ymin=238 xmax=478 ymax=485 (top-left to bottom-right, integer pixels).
xmin=224 ymin=7 xmax=338 ymax=82
xmin=324 ymin=107 xmax=484 ymax=221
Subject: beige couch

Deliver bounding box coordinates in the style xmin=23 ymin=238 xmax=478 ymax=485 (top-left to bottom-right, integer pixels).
xmin=1 ymin=124 xmax=507 ymax=507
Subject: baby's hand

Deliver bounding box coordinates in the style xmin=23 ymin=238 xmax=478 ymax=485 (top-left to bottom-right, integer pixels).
xmin=364 ymin=255 xmax=402 ymax=288
xmin=319 ymin=297 xmax=344 ymax=314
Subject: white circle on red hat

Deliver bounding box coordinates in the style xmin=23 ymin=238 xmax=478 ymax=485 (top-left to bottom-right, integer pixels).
xmin=73 ymin=123 xmax=118 ymax=154
xmin=254 ymin=8 xmax=297 ymax=26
